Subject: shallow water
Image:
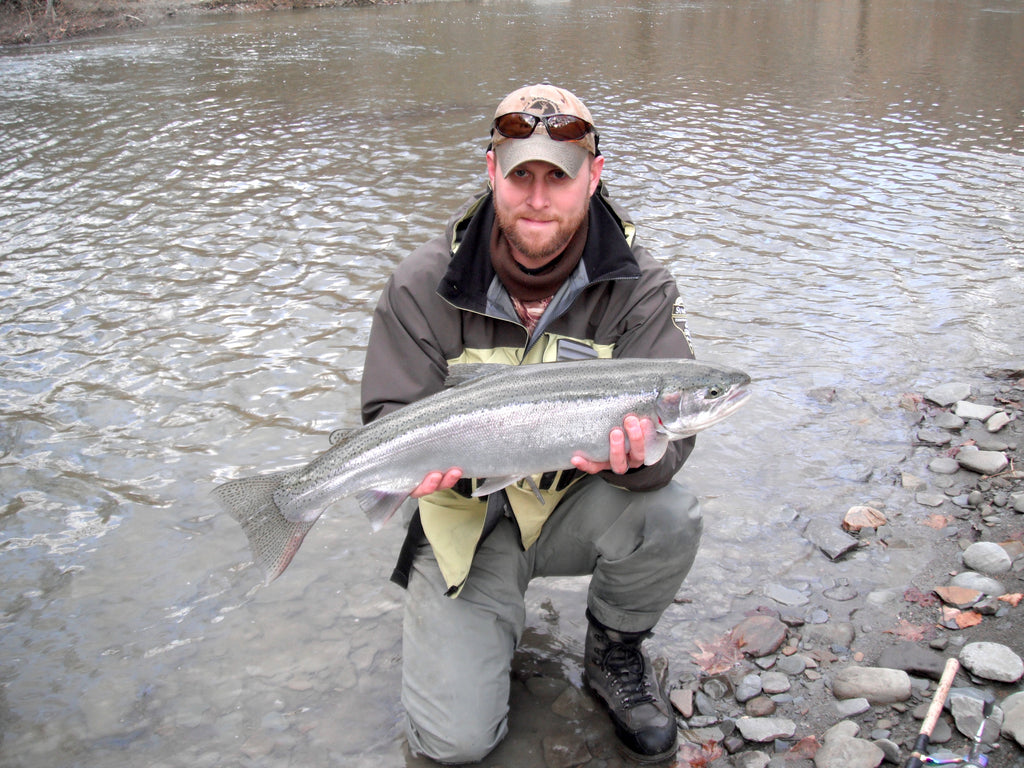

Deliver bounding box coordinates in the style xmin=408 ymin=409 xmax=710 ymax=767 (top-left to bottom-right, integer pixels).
xmin=1 ymin=0 xmax=1022 ymax=764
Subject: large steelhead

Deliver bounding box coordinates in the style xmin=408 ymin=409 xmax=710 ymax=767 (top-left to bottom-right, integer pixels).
xmin=213 ymin=358 xmax=750 ymax=581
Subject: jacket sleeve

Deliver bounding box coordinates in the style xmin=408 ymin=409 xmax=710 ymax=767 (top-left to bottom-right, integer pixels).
xmin=361 ymin=241 xmax=453 ymax=425
xmin=604 ymin=245 xmax=697 ymax=491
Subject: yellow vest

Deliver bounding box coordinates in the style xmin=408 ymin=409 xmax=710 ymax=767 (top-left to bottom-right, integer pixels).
xmin=418 ymin=333 xmax=614 ymax=595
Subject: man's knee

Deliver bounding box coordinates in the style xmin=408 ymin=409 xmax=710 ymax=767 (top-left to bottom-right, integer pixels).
xmin=645 ymin=482 xmax=703 ymax=544
xmin=406 ymin=713 xmax=507 ymax=765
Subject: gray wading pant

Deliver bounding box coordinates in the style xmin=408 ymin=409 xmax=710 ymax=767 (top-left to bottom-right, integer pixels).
xmin=401 ymin=475 xmax=702 ymax=764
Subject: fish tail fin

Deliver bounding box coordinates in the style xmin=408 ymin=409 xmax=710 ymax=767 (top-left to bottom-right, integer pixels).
xmin=212 ymin=471 xmax=315 ymax=583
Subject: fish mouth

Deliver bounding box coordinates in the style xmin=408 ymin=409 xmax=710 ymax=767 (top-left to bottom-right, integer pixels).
xmin=667 ymin=385 xmax=751 ymax=438
xmin=714 ymin=386 xmax=751 ymax=419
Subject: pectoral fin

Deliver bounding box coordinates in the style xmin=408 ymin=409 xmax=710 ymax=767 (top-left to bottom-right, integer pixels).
xmin=471 ymin=475 xmax=525 ymax=497
xmin=356 ymin=490 xmax=411 ymax=531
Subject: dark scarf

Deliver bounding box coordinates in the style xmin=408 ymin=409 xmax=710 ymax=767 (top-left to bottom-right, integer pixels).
xmin=489 ymin=214 xmax=589 ymax=301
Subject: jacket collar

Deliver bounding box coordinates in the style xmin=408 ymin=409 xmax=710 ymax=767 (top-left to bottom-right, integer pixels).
xmin=437 ymin=184 xmax=640 ymax=313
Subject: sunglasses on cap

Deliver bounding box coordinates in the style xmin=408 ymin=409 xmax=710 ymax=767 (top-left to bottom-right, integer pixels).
xmin=491 ymin=112 xmax=594 ymax=142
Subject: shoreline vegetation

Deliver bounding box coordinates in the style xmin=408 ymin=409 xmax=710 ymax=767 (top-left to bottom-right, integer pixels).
xmin=0 ymin=0 xmax=390 ymax=46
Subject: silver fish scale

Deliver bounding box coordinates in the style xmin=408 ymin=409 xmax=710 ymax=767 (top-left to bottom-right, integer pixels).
xmin=271 ymin=359 xmax=743 ymax=520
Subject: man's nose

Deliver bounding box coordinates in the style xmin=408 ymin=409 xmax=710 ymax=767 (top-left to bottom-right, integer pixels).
xmin=524 ymin=177 xmax=550 ymax=208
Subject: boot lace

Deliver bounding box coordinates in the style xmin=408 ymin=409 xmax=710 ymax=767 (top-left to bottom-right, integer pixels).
xmin=600 ymin=642 xmax=657 ymax=708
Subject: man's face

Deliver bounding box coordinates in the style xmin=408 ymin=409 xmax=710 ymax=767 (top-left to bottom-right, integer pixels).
xmin=486 ymin=152 xmax=604 ymax=269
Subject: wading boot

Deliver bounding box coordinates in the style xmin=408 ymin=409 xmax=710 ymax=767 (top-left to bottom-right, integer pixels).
xmin=584 ymin=617 xmax=677 ymax=762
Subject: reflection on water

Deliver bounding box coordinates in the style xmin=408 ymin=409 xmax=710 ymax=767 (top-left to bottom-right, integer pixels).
xmin=1 ymin=0 xmax=1022 ymax=764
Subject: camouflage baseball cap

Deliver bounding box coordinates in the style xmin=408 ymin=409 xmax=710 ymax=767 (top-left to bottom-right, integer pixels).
xmin=491 ymin=84 xmax=597 ymax=179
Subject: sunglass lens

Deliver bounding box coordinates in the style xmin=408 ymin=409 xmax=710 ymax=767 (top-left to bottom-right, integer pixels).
xmin=494 ymin=113 xmax=538 ymax=138
xmin=544 ymin=115 xmax=590 ymax=141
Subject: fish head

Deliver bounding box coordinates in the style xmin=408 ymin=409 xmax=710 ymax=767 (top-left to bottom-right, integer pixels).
xmin=655 ymin=363 xmax=751 ymax=438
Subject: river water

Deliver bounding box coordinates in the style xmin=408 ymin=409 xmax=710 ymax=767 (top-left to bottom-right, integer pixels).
xmin=1 ymin=0 xmax=1021 ymax=765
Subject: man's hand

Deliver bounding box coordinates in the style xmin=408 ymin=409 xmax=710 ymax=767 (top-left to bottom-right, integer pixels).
xmin=571 ymin=415 xmax=655 ymax=475
xmin=410 ymin=467 xmax=463 ymax=498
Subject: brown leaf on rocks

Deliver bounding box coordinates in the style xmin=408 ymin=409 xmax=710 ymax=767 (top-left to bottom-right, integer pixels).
xmin=940 ymin=606 xmax=983 ymax=629
xmin=998 ymin=593 xmax=1023 ymax=607
xmin=786 ymin=736 xmax=821 ymax=759
xmin=899 ymin=392 xmax=923 ymax=408
xmin=842 ymin=505 xmax=887 ymax=531
xmin=934 ymin=585 xmax=982 ymax=608
xmin=903 ymin=587 xmax=939 ymax=607
xmin=921 ymin=513 xmax=953 ymax=529
xmin=690 ymin=635 xmax=746 ymax=675
xmin=677 ymin=740 xmax=725 ymax=767
xmin=730 ymin=614 xmax=788 ymax=657
xmin=888 ymin=619 xmax=929 ymax=642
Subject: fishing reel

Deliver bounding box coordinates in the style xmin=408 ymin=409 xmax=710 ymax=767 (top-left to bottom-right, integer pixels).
xmin=905 ymin=659 xmax=993 ymax=768
xmin=916 ymin=698 xmax=992 ymax=768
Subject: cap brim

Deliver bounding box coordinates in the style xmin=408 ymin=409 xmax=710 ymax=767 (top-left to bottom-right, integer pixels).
xmin=494 ymin=134 xmax=589 ymax=178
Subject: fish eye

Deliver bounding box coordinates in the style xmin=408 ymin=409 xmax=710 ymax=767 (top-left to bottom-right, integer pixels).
xmin=707 ymin=385 xmax=724 ymax=398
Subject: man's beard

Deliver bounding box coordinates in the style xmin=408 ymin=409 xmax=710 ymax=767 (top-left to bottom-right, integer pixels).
xmin=494 ymin=199 xmax=589 ymax=265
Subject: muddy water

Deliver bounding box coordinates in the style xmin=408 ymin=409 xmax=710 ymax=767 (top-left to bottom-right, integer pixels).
xmin=1 ymin=0 xmax=1021 ymax=765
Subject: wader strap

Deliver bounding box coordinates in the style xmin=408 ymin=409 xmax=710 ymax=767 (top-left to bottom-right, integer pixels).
xmin=390 ymin=508 xmax=425 ymax=589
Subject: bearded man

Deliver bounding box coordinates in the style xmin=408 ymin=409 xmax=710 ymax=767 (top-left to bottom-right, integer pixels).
xmin=361 ymin=83 xmax=702 ymax=764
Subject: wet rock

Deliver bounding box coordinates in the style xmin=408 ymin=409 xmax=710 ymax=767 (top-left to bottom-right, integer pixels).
xmin=932 ymin=716 xmax=956 ymax=744
xmin=835 ymin=698 xmax=871 ymax=718
xmin=915 ymin=492 xmax=948 ymax=508
xmin=732 ymin=615 xmax=789 ymax=657
xmin=947 ymin=689 xmax=1003 ymax=743
xmin=831 ymin=667 xmax=912 ymax=704
xmin=954 ymin=401 xmax=999 ymax=421
xmin=694 ymin=690 xmax=719 ymax=716
xmin=733 ymin=751 xmax=771 ymax=768
xmin=702 ymin=675 xmax=731 ymax=700
xmin=761 ymin=671 xmax=790 ymax=695
xmin=542 ymin=733 xmax=591 ymax=768
xmin=842 ymin=506 xmax=887 ymax=532
xmin=814 ymin=720 xmax=884 ymax=768
xmin=933 ymin=585 xmax=982 ymax=609
xmin=803 ymin=519 xmax=859 ymax=560
xmin=1002 ymin=693 xmax=1024 ymax=747
xmin=988 ymin=411 xmax=1013 ymax=432
xmin=917 ymin=427 xmax=953 ymax=446
xmin=670 ymin=687 xmax=694 ymax=718
xmin=934 ymin=412 xmax=966 ymax=429
xmin=901 ymin=472 xmax=927 ymax=490
xmin=962 ymin=541 xmax=1013 ymax=574
xmin=766 ymin=583 xmax=810 ymax=606
xmin=875 ymin=643 xmax=948 ymax=681
xmin=801 ymin=621 xmax=855 ymax=650
xmin=746 ymin=695 xmax=777 ymax=717
xmin=823 ymin=583 xmax=858 ymax=601
xmin=950 ymin=571 xmax=1006 ymax=596
xmin=925 ymin=383 xmax=972 ymax=407
xmin=735 ymin=673 xmax=763 ymax=703
xmin=873 ymin=737 xmax=900 ymax=764
xmin=929 ymin=458 xmax=961 ymax=477
xmin=550 ymin=686 xmax=594 ymax=719
xmin=736 ymin=716 xmax=796 ymax=742
xmin=959 ymin=641 xmax=1024 ymax=682
xmin=775 ymin=654 xmax=807 ymax=676
xmin=957 ymin=448 xmax=1008 ymax=475
xmin=985 ymin=361 xmax=1024 ymax=379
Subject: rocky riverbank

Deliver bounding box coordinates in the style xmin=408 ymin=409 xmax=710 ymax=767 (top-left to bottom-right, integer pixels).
xmin=655 ymin=362 xmax=1024 ymax=768
xmin=0 ymin=0 xmax=380 ymax=47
